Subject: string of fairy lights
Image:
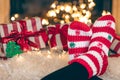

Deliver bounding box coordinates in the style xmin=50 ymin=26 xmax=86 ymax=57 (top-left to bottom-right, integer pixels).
xmin=10 ymin=0 xmax=111 ymax=26
xmin=42 ymin=0 xmax=96 ymax=25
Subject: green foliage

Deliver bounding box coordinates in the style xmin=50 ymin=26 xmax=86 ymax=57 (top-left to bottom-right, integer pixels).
xmin=6 ymin=41 xmax=23 ymax=58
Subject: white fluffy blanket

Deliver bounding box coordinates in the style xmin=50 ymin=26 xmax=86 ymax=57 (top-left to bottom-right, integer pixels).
xmin=0 ymin=50 xmax=120 ymax=80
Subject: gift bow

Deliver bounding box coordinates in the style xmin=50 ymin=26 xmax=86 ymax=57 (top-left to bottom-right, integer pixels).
xmin=48 ymin=24 xmax=69 ymax=51
xmin=1 ymin=28 xmax=47 ymax=51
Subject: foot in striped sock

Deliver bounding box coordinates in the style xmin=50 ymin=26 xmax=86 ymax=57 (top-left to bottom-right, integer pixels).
xmin=41 ymin=21 xmax=100 ymax=80
xmin=69 ymin=15 xmax=116 ymax=79
xmin=68 ymin=21 xmax=102 ymax=80
xmin=68 ymin=21 xmax=92 ymax=61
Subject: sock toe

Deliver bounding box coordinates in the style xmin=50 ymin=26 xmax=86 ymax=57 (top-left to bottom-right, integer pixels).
xmin=70 ymin=21 xmax=91 ymax=31
xmin=68 ymin=21 xmax=92 ymax=61
xmin=97 ymin=15 xmax=115 ymax=22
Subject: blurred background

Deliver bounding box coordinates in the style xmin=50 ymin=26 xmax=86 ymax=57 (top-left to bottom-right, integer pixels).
xmin=10 ymin=0 xmax=112 ymax=21
xmin=1 ymin=0 xmax=120 ymax=33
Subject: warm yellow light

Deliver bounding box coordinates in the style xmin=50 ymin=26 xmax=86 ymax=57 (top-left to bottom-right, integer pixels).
xmin=46 ymin=0 xmax=95 ymax=24
xmin=72 ymin=12 xmax=80 ymax=18
xmin=79 ymin=17 xmax=88 ymax=24
xmin=51 ymin=3 xmax=56 ymax=8
xmin=52 ymin=47 xmax=57 ymax=50
xmin=47 ymin=50 xmax=52 ymax=59
xmin=73 ymin=5 xmax=77 ymax=11
xmin=102 ymin=10 xmax=111 ymax=16
xmin=42 ymin=19 xmax=49 ymax=25
xmin=14 ymin=13 xmax=19 ymax=18
xmin=89 ymin=2 xmax=96 ymax=9
xmin=65 ymin=5 xmax=72 ymax=12
xmin=76 ymin=12 xmax=82 ymax=17
xmin=32 ymin=47 xmax=39 ymax=51
xmin=60 ymin=20 xmax=65 ymax=24
xmin=88 ymin=19 xmax=92 ymax=23
xmin=27 ymin=51 xmax=32 ymax=54
xmin=102 ymin=10 xmax=107 ymax=16
xmin=47 ymin=54 xmax=52 ymax=59
xmin=80 ymin=4 xmax=86 ymax=9
xmin=11 ymin=16 xmax=15 ymax=21
xmin=55 ymin=9 xmax=60 ymax=14
xmin=82 ymin=10 xmax=87 ymax=14
xmin=17 ymin=55 xmax=24 ymax=62
xmin=72 ymin=13 xmax=76 ymax=18
xmin=47 ymin=50 xmax=51 ymax=54
xmin=65 ymin=19 xmax=70 ymax=23
xmin=37 ymin=51 xmax=42 ymax=55
xmin=47 ymin=10 xmax=56 ymax=17
xmin=85 ymin=11 xmax=91 ymax=18
xmin=88 ymin=0 xmax=93 ymax=2
xmin=65 ymin=15 xmax=70 ymax=19
xmin=59 ymin=54 xmax=62 ymax=58
xmin=60 ymin=6 xmax=65 ymax=11
xmin=107 ymin=12 xmax=111 ymax=15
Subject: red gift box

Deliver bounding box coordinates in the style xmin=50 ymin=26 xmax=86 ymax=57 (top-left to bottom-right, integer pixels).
xmin=0 ymin=22 xmax=22 ymax=54
xmin=19 ymin=17 xmax=48 ymax=49
xmin=0 ymin=17 xmax=48 ymax=59
xmin=47 ymin=24 xmax=69 ymax=51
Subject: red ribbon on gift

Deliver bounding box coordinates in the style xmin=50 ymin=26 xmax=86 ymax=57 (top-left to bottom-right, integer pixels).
xmin=1 ymin=28 xmax=47 ymax=51
xmin=48 ymin=24 xmax=69 ymax=51
xmin=0 ymin=56 xmax=7 ymax=60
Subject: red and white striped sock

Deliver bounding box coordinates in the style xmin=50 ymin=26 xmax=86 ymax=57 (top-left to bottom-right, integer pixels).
xmin=69 ymin=15 xmax=116 ymax=78
xmin=110 ymin=35 xmax=120 ymax=54
xmin=68 ymin=21 xmax=92 ymax=61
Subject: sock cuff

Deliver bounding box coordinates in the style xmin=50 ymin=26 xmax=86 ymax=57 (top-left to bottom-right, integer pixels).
xmin=69 ymin=58 xmax=93 ymax=78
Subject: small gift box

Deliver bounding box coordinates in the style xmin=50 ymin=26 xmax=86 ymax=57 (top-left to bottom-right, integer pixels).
xmin=47 ymin=24 xmax=69 ymax=51
xmin=110 ymin=35 xmax=120 ymax=55
xmin=0 ymin=22 xmax=22 ymax=54
xmin=19 ymin=17 xmax=48 ymax=49
xmin=0 ymin=22 xmax=23 ymax=58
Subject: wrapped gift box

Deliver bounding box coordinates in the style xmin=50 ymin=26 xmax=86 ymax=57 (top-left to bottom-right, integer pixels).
xmin=0 ymin=22 xmax=22 ymax=54
xmin=0 ymin=17 xmax=48 ymax=59
xmin=47 ymin=24 xmax=69 ymax=51
xmin=19 ymin=17 xmax=48 ymax=49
